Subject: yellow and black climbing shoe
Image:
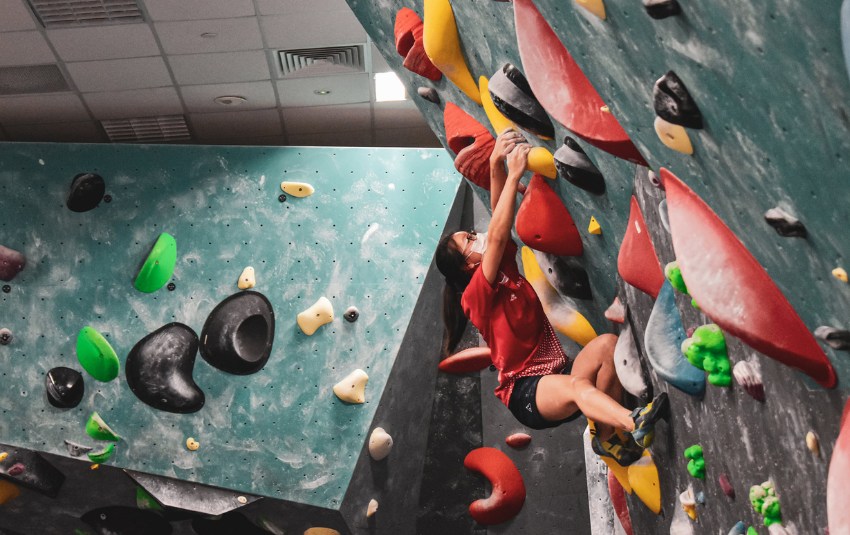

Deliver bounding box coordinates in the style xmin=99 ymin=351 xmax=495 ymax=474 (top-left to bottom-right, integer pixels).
xmin=590 ymin=430 xmax=643 ymax=467
xmin=629 ymin=392 xmax=670 ymax=449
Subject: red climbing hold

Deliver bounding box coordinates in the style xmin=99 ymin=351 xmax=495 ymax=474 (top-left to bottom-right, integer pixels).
xmin=439 ymin=347 xmax=492 ymax=374
xmin=464 ymin=447 xmax=526 ymax=525
xmin=660 ymin=168 xmax=837 ymax=388
xmin=828 ymin=397 xmax=850 ymax=535
xmin=513 ymin=0 xmax=647 ymax=166
xmin=516 ymin=173 xmax=583 ymax=256
xmin=394 ymin=8 xmax=441 ymax=81
xmin=608 ymin=470 xmax=633 ymax=535
xmin=618 ymin=197 xmax=664 ymax=299
xmin=719 ymin=474 xmax=735 ymax=498
xmin=506 ymin=433 xmax=532 ymax=449
xmin=444 ymin=103 xmax=496 ymax=191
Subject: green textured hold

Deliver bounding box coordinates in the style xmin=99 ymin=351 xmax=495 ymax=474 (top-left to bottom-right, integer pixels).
xmin=134 ymin=233 xmax=176 ymax=293
xmin=136 ymin=487 xmax=163 ymax=511
xmin=664 ymin=261 xmax=689 ymax=294
xmin=86 ymin=412 xmax=120 ymax=441
xmin=747 ymin=528 xmax=758 ymax=535
xmin=749 ymin=481 xmax=781 ymax=527
xmin=76 ymin=327 xmax=119 ymax=382
xmin=88 ymin=444 xmax=114 ymax=463
xmin=682 ymin=324 xmax=732 ymax=386
xmin=684 ymin=444 xmax=705 ymax=479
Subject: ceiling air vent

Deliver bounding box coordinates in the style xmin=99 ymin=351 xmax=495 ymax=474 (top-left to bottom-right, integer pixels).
xmin=278 ymin=45 xmax=365 ymax=78
xmin=28 ymin=0 xmax=143 ymax=27
xmin=0 ymin=65 xmax=69 ymax=95
xmin=101 ymin=115 xmax=191 ymax=143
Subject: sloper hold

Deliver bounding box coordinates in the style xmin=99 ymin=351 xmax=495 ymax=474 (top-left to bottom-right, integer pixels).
xmin=815 ymin=326 xmax=850 ymax=350
xmin=422 ymin=0 xmax=481 ymax=103
xmin=439 ymin=347 xmax=492 ymax=373
xmin=489 ymin=63 xmax=555 ymax=139
xmin=418 ymin=87 xmax=440 ymax=103
xmin=200 ymin=291 xmax=275 ymax=375
xmin=682 ymin=324 xmax=732 ymax=386
xmin=615 ymin=321 xmax=650 ymax=399
xmin=506 ymin=433 xmax=532 ymax=449
xmin=126 ymin=469 xmax=262 ymax=515
xmin=464 ymin=447 xmax=526 ymax=525
xmin=618 ymin=196 xmax=665 ymax=299
xmin=297 ymin=296 xmax=333 ymax=336
xmin=0 ymin=244 xmax=26 ymax=282
xmin=444 ymin=103 xmax=496 ymax=191
xmin=134 ymin=233 xmax=177 ymax=293
xmin=573 ymin=0 xmax=606 ymax=19
xmin=76 ymin=327 xmax=119 ymax=382
xmin=334 ymin=369 xmax=368 ymax=404
xmin=369 ymin=427 xmax=393 ymax=460
xmin=126 ymin=323 xmax=205 ymax=414
xmin=828 ymin=397 xmax=850 ymax=535
xmin=395 ymin=8 xmax=442 ymax=81
xmin=605 ymin=297 xmax=625 ymax=323
xmin=764 ymin=207 xmax=807 ymax=238
xmin=82 ymin=506 xmax=172 ymax=535
xmin=608 ymin=469 xmax=634 ymax=535
xmin=86 ymin=412 xmax=120 ymax=441
xmin=0 ymin=445 xmax=65 ymax=497
xmin=513 ymin=0 xmax=647 ymax=165
xmin=628 ymin=449 xmax=661 ymax=514
xmin=655 ymin=117 xmax=694 ymax=154
xmin=533 ymin=250 xmax=592 ymax=300
xmin=733 ymin=360 xmax=765 ymax=401
xmin=643 ymin=0 xmax=681 ymax=19
xmin=653 ymin=71 xmax=703 ymax=129
xmin=644 ymin=281 xmax=706 ymax=396
xmin=64 ymin=440 xmax=92 ymax=457
xmin=516 ymin=173 xmax=583 ymax=256
xmin=45 ymin=367 xmax=85 ymax=408
xmin=554 ymin=136 xmax=606 ymax=196
xmin=66 ymin=173 xmax=105 ymax=213
xmin=660 ymin=168 xmax=838 ymax=388
xmin=280 ymin=182 xmax=314 ymax=198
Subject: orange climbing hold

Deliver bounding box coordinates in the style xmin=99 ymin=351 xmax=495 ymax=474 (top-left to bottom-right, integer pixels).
xmin=394 ymin=8 xmax=441 ymax=81
xmin=444 ymin=103 xmax=496 ymax=192
xmin=464 ymin=447 xmax=526 ymax=525
xmin=439 ymin=347 xmax=492 ymax=373
xmin=618 ymin=196 xmax=664 ymax=299
xmin=516 ymin=173 xmax=583 ymax=256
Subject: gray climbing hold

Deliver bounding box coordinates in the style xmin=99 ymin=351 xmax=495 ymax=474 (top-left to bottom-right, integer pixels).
xmin=418 ymin=87 xmax=440 ymax=103
xmin=643 ymin=0 xmax=681 ymax=19
xmin=0 ymin=328 xmax=11 ymax=346
xmin=125 ymin=470 xmax=261 ymax=515
xmin=659 ymin=199 xmax=671 ymax=234
xmin=553 ymin=136 xmax=605 ymax=196
xmin=815 ymin=326 xmax=850 ymax=350
xmin=489 ymin=63 xmax=554 ymax=139
xmin=653 ymin=71 xmax=703 ymax=129
xmin=764 ymin=207 xmax=807 ymax=238
xmin=66 ymin=173 xmax=105 ymax=213
xmin=64 ymin=440 xmax=92 ymax=458
xmin=0 ymin=244 xmax=26 ymax=282
xmin=344 ymin=306 xmax=360 ymax=323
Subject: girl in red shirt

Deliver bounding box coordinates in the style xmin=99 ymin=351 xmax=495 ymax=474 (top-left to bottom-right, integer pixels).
xmin=435 ymin=129 xmax=667 ymax=466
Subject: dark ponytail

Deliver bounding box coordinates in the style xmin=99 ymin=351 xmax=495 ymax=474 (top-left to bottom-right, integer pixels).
xmin=435 ymin=234 xmax=472 ymax=357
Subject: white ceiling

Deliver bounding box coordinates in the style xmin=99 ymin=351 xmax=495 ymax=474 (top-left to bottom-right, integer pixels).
xmin=0 ymin=0 xmax=439 ymax=148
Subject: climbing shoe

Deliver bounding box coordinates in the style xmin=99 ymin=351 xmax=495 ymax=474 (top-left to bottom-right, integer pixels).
xmin=591 ymin=430 xmax=643 ymax=467
xmin=628 ymin=392 xmax=670 ymax=449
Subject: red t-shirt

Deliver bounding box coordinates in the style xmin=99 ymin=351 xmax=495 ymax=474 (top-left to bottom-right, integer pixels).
xmin=461 ymin=240 xmax=550 ymax=405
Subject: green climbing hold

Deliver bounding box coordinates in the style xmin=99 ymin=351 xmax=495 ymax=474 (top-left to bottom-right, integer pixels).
xmin=749 ymin=480 xmax=782 ymax=527
xmin=136 ymin=487 xmax=163 ymax=511
xmin=134 ymin=233 xmax=176 ymax=293
xmin=682 ymin=324 xmax=732 ymax=386
xmin=747 ymin=528 xmax=758 ymax=535
xmin=684 ymin=444 xmax=705 ymax=479
xmin=664 ymin=261 xmax=689 ymax=294
xmin=76 ymin=327 xmax=119 ymax=382
xmin=86 ymin=412 xmax=120 ymax=441
xmin=88 ymin=444 xmax=114 ymax=464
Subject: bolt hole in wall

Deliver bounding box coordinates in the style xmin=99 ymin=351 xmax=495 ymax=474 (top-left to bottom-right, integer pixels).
xmin=0 ymin=143 xmax=459 ymax=508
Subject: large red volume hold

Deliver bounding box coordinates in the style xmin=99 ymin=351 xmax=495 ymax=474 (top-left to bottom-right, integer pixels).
xmin=464 ymin=447 xmax=526 ymax=525
xmin=828 ymin=398 xmax=850 ymax=535
xmin=516 ymin=173 xmax=583 ymax=256
xmin=608 ymin=470 xmax=634 ymax=535
xmin=439 ymin=347 xmax=492 ymax=373
xmin=444 ymin=103 xmax=496 ymax=191
xmin=660 ymin=168 xmax=837 ymax=388
xmin=394 ymin=8 xmax=441 ymax=81
xmin=513 ymin=0 xmax=647 ymax=166
xmin=617 ymin=196 xmax=664 ymax=299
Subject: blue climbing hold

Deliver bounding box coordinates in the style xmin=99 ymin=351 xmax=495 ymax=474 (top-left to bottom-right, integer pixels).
xmin=728 ymin=521 xmax=745 ymax=535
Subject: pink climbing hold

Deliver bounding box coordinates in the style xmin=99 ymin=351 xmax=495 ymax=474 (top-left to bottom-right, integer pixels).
xmin=464 ymin=447 xmax=526 ymax=525
xmin=0 ymin=244 xmax=26 ymax=282
xmin=608 ymin=469 xmax=633 ymax=535
xmin=444 ymin=103 xmax=496 ymax=192
xmin=7 ymin=463 xmax=24 ymax=476
xmin=439 ymin=347 xmax=492 ymax=374
xmin=719 ymin=474 xmax=735 ymax=498
xmin=660 ymin=168 xmax=837 ymax=389
xmin=686 ymin=327 xmax=696 ymax=337
xmin=828 ymin=397 xmax=850 ymax=535
xmin=617 ymin=196 xmax=665 ymax=299
xmin=516 ymin=173 xmax=583 ymax=257
xmin=604 ymin=297 xmax=625 ymax=323
xmin=506 ymin=433 xmax=532 ymax=449
xmin=394 ymin=8 xmax=441 ymax=81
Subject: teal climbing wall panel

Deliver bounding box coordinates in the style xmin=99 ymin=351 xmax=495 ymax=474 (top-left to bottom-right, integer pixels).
xmin=346 ymin=0 xmax=850 ymax=388
xmin=0 ymin=142 xmax=459 ymax=509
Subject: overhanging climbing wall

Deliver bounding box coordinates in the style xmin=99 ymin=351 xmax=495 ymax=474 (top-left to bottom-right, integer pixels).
xmin=0 ymin=142 xmax=459 ymax=510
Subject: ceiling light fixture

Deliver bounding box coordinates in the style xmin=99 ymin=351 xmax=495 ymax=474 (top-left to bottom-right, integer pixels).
xmin=200 ymin=32 xmax=218 ymax=39
xmin=375 ymin=72 xmax=406 ymax=102
xmin=314 ymin=90 xmax=332 ymax=95
xmin=214 ymin=96 xmax=246 ymax=106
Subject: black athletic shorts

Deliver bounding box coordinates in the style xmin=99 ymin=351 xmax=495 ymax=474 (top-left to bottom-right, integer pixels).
xmin=507 ymin=364 xmax=584 ymax=430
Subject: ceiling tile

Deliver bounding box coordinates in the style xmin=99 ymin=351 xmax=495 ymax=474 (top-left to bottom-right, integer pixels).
xmin=373 ymin=100 xmax=427 ymax=129
xmin=374 ymin=126 xmax=441 ymax=148
xmin=155 ymin=18 xmax=263 ymax=55
xmin=181 ymin=81 xmax=276 ymax=113
xmin=83 ymin=87 xmax=183 ymax=119
xmin=0 ymin=31 xmax=56 ymax=67
xmin=261 ymin=11 xmax=367 ymax=50
xmin=0 ymin=93 xmax=89 ymax=125
xmin=0 ymin=0 xmax=36 ymax=31
xmin=5 ymin=121 xmax=104 ymax=143
xmin=287 ymin=129 xmax=372 ymax=147
xmin=276 ymin=74 xmax=369 ymax=107
xmin=371 ymin=43 xmax=391 ymax=73
xmin=257 ymin=0 xmax=350 ymax=15
xmin=190 ymin=109 xmax=281 ymax=140
xmin=169 ymin=51 xmax=270 ymax=86
xmin=143 ymin=0 xmax=255 ymax=21
xmin=67 ymin=57 xmax=173 ymax=92
xmin=282 ymin=103 xmax=370 ymax=135
xmin=47 ymin=25 xmax=160 ymax=62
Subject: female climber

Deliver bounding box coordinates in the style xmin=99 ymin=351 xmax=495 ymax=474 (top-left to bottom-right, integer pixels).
xmin=435 ymin=128 xmax=668 ymax=466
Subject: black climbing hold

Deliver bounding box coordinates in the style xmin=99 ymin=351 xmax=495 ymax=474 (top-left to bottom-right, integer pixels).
xmin=0 ymin=244 xmax=26 ymax=282
xmin=192 ymin=511 xmax=274 ymax=535
xmin=64 ymin=440 xmax=92 ymax=457
xmin=344 ymin=306 xmax=359 ymax=323
xmin=103 ymin=195 xmax=112 ymax=203
xmin=489 ymin=63 xmax=555 ymax=139
xmin=66 ymin=173 xmax=106 ymax=213
xmin=278 ymin=194 xmax=286 ymax=202
xmin=0 ymin=444 xmax=65 ymax=497
xmin=653 ymin=71 xmax=703 ymax=129
xmin=489 ymin=364 xmax=497 ymax=372
xmin=81 ymin=506 xmax=173 ymax=535
xmin=418 ymin=87 xmax=440 ymax=104
xmin=167 ymin=282 xmax=176 ymax=291
xmin=815 ymin=326 xmax=850 ymax=351
xmin=45 ymin=367 xmax=85 ymax=409
xmin=1 ymin=285 xmax=9 ymax=294
xmin=126 ymin=323 xmax=205 ymax=414
xmin=643 ymin=0 xmax=681 ymax=19
xmin=200 ymin=291 xmax=275 ymax=375
xmin=537 ymin=252 xmax=593 ymax=301
xmin=553 ymin=137 xmax=606 ymax=196
xmin=0 ymin=328 xmax=11 ymax=345
xmin=764 ymin=207 xmax=807 ymax=238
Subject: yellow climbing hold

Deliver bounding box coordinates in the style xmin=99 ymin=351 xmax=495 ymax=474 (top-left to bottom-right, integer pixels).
xmin=186 ymin=437 xmax=199 ymax=451
xmin=91 ymin=464 xmax=100 ymax=470
xmin=333 ymin=369 xmax=369 ymax=404
xmin=304 ymin=529 xmax=340 ymax=535
xmin=479 ymin=76 xmax=516 ymax=134
xmin=806 ymin=431 xmax=820 ymax=456
xmin=237 ymin=496 xmax=248 ymax=504
xmin=628 ymin=449 xmax=661 ymax=514
xmin=237 ymin=267 xmax=255 ymax=290
xmin=280 ymin=182 xmax=314 ymax=197
xmin=423 ymin=0 xmax=482 ymax=104
xmin=654 ymin=117 xmax=693 ymax=155
xmin=0 ymin=453 xmax=7 ymax=463
xmin=588 ymin=217 xmax=602 ymax=235
xmin=589 ymin=421 xmax=632 ymax=494
xmin=0 ymin=480 xmax=20 ymax=505
xmin=297 ymin=297 xmax=334 ymax=336
xmin=574 ymin=0 xmax=606 ymax=20
xmin=527 ymin=148 xmax=558 ymax=179
xmin=833 ymin=267 xmax=848 ymax=282
xmin=367 ymin=498 xmax=379 ymax=518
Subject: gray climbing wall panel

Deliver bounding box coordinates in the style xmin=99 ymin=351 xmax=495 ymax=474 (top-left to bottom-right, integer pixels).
xmin=0 ymin=142 xmax=459 ymax=510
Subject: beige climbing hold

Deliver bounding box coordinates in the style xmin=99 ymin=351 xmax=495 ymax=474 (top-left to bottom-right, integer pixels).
xmin=186 ymin=437 xmax=199 ymax=451
xmin=237 ymin=496 xmax=248 ymax=504
xmin=679 ymin=488 xmax=697 ymax=520
xmin=334 ymin=369 xmax=368 ymax=404
xmin=0 ymin=452 xmax=7 ymax=462
xmin=654 ymin=117 xmax=693 ymax=155
xmin=600 ymin=105 xmax=611 ymax=114
xmin=304 ymin=529 xmax=340 ymax=535
xmin=588 ymin=217 xmax=602 ymax=235
xmin=367 ymin=498 xmax=379 ymax=518
xmin=806 ymin=431 xmax=820 ymax=456
xmin=238 ymin=267 xmax=255 ymax=290
xmin=369 ymin=427 xmax=394 ymax=460
xmin=280 ymin=182 xmax=314 ymax=197
xmin=573 ymin=0 xmax=606 ymax=19
xmin=297 ymin=297 xmax=334 ymax=336
xmin=833 ymin=267 xmax=848 ymax=282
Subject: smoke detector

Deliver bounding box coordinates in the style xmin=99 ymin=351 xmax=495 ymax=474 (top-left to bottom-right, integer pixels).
xmin=214 ymin=96 xmax=246 ymax=106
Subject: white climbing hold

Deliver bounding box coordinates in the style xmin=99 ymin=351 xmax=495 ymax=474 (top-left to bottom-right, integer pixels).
xmin=807 ymin=431 xmax=820 ymax=456
xmin=297 ymin=297 xmax=334 ymax=335
xmin=369 ymin=427 xmax=393 ymax=460
xmin=659 ymin=199 xmax=671 ymax=234
xmin=280 ymin=182 xmax=314 ymax=197
xmin=238 ymin=267 xmax=255 ymax=290
xmin=334 ymin=369 xmax=368 ymax=404
xmin=733 ymin=360 xmax=764 ymax=402
xmin=614 ymin=322 xmax=649 ymax=399
xmin=604 ymin=297 xmax=625 ymax=323
xmin=366 ymin=498 xmax=379 ymax=517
